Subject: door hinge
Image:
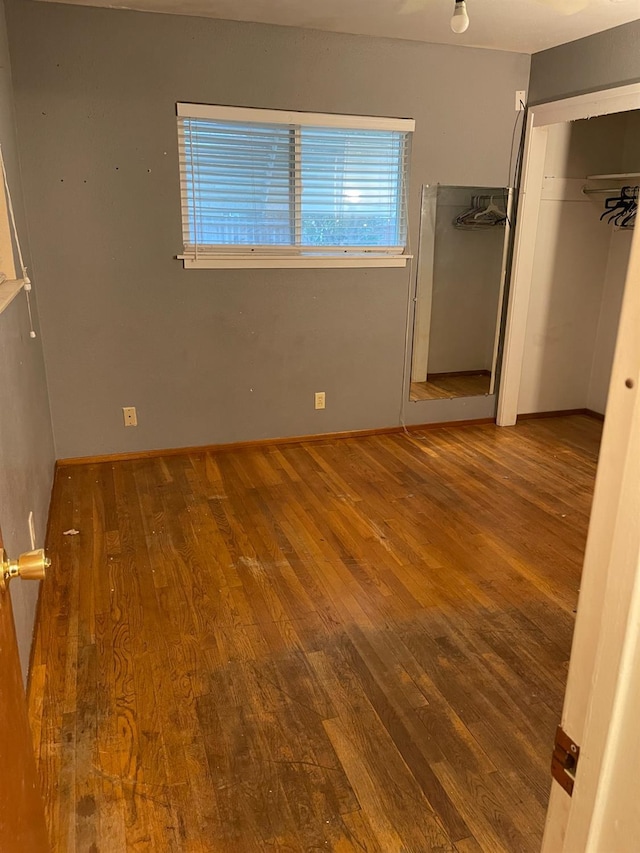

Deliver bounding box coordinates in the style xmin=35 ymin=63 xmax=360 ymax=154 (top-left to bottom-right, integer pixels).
xmin=552 ymin=725 xmax=580 ymax=796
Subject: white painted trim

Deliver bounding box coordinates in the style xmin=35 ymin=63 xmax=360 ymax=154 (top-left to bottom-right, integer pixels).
xmin=497 ymin=81 xmax=640 ymax=427
xmin=541 ymin=177 xmax=591 ymax=203
xmin=177 ymin=102 xmax=416 ymax=132
xmin=0 ymin=279 xmax=25 ymax=315
xmin=496 ymin=115 xmax=547 ymax=425
xmin=587 ymin=172 xmax=640 ymax=180
xmin=181 ymin=255 xmax=411 ymax=269
xmin=531 ymin=83 xmax=640 ymax=127
xmin=180 ymin=245 xmax=405 ymax=256
xmin=410 ymin=186 xmax=437 ymax=383
xmin=0 ymin=168 xmax=15 ymax=282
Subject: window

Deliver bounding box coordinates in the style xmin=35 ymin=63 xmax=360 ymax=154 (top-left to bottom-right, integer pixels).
xmin=0 ymin=145 xmax=31 ymax=318
xmin=176 ymin=104 xmax=414 ymax=269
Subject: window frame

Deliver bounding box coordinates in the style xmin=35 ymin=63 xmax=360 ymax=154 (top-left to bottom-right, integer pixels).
xmin=176 ymin=103 xmax=415 ymax=269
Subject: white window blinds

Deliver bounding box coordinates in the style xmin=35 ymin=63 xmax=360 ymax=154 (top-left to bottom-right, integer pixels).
xmin=176 ymin=104 xmax=414 ymax=268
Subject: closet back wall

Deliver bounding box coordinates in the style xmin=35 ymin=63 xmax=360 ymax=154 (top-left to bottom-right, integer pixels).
xmin=517 ymin=114 xmax=638 ymax=418
xmin=6 ymin=0 xmax=529 ymax=458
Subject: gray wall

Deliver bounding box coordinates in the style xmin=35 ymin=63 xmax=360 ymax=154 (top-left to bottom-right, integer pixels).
xmin=6 ymin=0 xmax=529 ymax=459
xmin=529 ymin=20 xmax=640 ymax=104
xmin=0 ymin=0 xmax=55 ymax=679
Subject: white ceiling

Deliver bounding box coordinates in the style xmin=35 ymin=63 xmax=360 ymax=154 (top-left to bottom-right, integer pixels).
xmin=39 ymin=0 xmax=640 ymax=53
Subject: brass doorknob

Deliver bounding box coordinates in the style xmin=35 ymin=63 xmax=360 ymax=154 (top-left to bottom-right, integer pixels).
xmin=1 ymin=548 xmax=50 ymax=588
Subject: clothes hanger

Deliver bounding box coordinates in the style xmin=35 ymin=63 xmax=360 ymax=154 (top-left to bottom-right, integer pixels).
xmin=602 ymin=188 xmax=633 ymax=223
xmin=473 ymin=196 xmax=505 ymax=220
xmin=454 ymin=196 xmax=482 ymax=226
xmin=454 ymin=193 xmax=506 ymax=230
xmin=600 ymin=186 xmax=636 ymax=228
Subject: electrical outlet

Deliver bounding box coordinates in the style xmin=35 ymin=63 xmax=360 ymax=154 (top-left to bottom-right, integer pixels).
xmin=516 ymin=90 xmax=526 ymax=111
xmin=123 ymin=406 xmax=138 ymax=427
xmin=28 ymin=511 xmax=36 ymax=550
xmin=314 ymin=391 xmax=326 ymax=410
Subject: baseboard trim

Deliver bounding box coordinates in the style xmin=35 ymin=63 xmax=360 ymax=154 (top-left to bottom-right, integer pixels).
xmin=584 ymin=409 xmax=605 ymax=422
xmin=518 ymin=408 xmax=604 ymax=422
xmin=56 ymin=417 xmax=496 ymax=467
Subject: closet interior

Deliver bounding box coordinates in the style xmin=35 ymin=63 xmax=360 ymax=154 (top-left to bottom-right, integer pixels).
xmin=518 ymin=110 xmax=639 ymax=418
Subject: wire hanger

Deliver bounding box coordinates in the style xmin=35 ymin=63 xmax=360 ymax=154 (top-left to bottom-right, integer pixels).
xmin=454 ymin=194 xmax=506 ymax=230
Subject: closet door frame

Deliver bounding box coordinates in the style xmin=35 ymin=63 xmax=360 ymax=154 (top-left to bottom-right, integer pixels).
xmin=497 ymin=82 xmax=640 ymax=427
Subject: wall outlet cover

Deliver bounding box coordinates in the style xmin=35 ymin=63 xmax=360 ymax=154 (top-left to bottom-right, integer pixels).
xmin=123 ymin=406 xmax=138 ymax=427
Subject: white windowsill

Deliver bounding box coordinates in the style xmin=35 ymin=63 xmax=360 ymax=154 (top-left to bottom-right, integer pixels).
xmin=179 ymin=255 xmax=412 ymax=270
xmin=0 ymin=278 xmax=25 ymax=316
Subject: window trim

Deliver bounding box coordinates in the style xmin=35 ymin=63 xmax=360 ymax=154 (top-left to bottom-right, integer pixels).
xmin=176 ymin=103 xmax=415 ymax=269
xmin=0 ymin=279 xmax=26 ymax=316
xmin=180 ymin=256 xmax=410 ymax=269
xmin=176 ymin=103 xmax=415 ymax=133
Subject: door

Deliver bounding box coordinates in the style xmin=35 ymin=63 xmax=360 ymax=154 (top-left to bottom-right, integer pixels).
xmin=541 ymin=193 xmax=640 ymax=848
xmin=0 ymin=524 xmax=50 ymax=852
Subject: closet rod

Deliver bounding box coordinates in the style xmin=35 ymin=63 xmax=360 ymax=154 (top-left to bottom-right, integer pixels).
xmin=582 ymin=186 xmax=639 ymax=195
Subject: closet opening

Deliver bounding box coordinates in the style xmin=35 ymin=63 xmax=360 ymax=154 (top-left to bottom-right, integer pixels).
xmin=516 ymin=109 xmax=639 ymax=427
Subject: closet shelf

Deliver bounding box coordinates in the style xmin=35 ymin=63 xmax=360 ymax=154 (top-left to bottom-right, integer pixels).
xmin=586 ymin=173 xmax=640 ymax=180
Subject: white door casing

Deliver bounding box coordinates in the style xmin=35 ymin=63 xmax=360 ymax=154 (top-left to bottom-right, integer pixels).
xmin=497 ymin=83 xmax=640 ymax=427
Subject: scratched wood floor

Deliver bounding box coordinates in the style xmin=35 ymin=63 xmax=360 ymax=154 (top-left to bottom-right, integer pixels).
xmin=410 ymin=373 xmax=491 ymax=401
xmin=28 ymin=415 xmax=602 ymax=852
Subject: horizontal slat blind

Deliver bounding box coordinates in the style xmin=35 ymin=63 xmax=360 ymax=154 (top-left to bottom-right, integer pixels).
xmin=177 ymin=105 xmax=412 ymax=260
xmin=300 ymin=127 xmax=408 ymax=249
xmin=179 ymin=120 xmax=294 ymax=250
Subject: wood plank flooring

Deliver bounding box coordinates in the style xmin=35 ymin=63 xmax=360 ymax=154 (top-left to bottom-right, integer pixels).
xmin=410 ymin=373 xmax=491 ymax=401
xmin=29 ymin=415 xmax=602 ymax=852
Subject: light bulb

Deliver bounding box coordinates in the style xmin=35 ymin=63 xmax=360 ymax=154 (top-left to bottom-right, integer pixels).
xmin=450 ymin=0 xmax=469 ymax=33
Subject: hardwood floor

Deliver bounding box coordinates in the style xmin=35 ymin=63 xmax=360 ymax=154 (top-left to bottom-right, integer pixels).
xmin=410 ymin=373 xmax=491 ymax=401
xmin=29 ymin=415 xmax=602 ymax=852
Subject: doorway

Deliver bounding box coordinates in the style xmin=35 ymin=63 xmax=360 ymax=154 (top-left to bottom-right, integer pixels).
xmin=498 ymin=82 xmax=640 ymax=426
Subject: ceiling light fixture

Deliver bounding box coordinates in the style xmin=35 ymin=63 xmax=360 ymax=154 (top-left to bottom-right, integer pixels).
xmin=450 ymin=0 xmax=470 ymax=33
